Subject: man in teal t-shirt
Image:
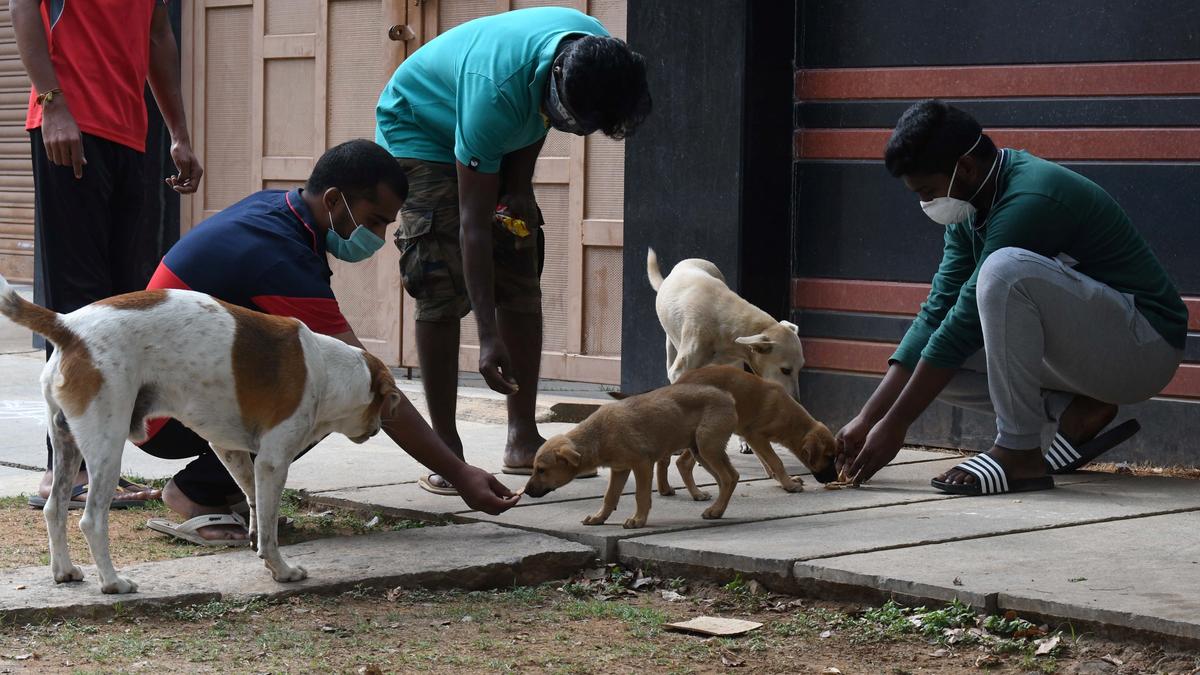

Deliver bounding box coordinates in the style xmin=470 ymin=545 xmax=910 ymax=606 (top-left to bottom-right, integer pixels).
xmin=835 ymin=100 xmax=1185 ymax=496
xmin=376 ymin=7 xmax=651 ymax=493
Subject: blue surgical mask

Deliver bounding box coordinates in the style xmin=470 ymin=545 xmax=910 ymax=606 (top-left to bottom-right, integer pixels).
xmin=325 ymin=192 xmax=384 ymax=262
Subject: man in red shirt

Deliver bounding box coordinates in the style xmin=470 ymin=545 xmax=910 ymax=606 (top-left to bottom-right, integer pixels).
xmin=15 ymin=0 xmax=203 ymax=508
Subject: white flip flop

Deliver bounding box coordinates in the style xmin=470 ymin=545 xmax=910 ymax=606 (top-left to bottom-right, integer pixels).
xmin=145 ymin=513 xmax=253 ymax=547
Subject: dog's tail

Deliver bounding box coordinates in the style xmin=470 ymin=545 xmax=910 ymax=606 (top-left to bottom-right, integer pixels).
xmin=647 ymin=248 xmax=664 ymax=292
xmin=0 ymin=273 xmax=75 ymax=349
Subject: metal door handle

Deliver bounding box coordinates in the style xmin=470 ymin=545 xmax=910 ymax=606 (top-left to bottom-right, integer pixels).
xmin=388 ymin=24 xmax=415 ymax=41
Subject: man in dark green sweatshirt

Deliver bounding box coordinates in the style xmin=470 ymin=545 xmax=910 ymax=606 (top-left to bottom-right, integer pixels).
xmin=835 ymin=100 xmax=1186 ymax=495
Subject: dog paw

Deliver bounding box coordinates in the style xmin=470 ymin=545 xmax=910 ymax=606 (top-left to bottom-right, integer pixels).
xmin=622 ymin=516 xmax=647 ymax=529
xmin=100 ymin=576 xmax=139 ymax=594
xmin=701 ymin=506 xmax=725 ymax=520
xmin=270 ymin=564 xmax=308 ymax=583
xmin=689 ymin=490 xmax=712 ymax=502
xmin=658 ymin=486 xmax=676 ymax=496
xmin=781 ymin=481 xmax=805 ymax=493
xmin=53 ymin=564 xmax=84 ymax=583
xmin=581 ymin=514 xmax=609 ymax=526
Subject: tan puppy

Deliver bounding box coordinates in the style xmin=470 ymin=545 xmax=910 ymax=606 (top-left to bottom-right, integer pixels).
xmin=522 ymin=384 xmax=739 ymax=529
xmin=659 ymin=366 xmax=838 ymax=497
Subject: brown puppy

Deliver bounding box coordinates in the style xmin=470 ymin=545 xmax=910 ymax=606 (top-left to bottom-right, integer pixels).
xmin=523 ymin=384 xmax=739 ymax=529
xmin=658 ymin=366 xmax=838 ymax=498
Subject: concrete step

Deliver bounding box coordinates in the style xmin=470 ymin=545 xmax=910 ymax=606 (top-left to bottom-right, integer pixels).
xmin=0 ymin=523 xmax=594 ymax=624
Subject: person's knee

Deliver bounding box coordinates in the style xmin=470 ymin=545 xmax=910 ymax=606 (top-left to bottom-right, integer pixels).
xmin=977 ymin=247 xmax=1039 ymax=308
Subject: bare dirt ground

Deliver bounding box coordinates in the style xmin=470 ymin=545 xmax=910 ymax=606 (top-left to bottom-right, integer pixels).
xmin=1 ymin=490 xmax=1197 ymax=674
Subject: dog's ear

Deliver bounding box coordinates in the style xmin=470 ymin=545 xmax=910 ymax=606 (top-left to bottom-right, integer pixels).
xmin=735 ymin=334 xmax=774 ymax=354
xmin=384 ymin=390 xmax=404 ymax=417
xmin=557 ymin=444 xmax=582 ymax=467
xmin=802 ymin=425 xmax=838 ymax=465
xmin=779 ymin=320 xmax=800 ymax=334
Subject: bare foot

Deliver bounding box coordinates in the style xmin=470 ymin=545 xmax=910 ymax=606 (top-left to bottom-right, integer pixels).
xmin=503 ymin=429 xmax=546 ymax=470
xmin=37 ymin=469 xmax=160 ymax=504
xmin=1058 ymin=395 xmax=1118 ymax=447
xmin=161 ymin=479 xmax=248 ymax=541
xmin=935 ymin=446 xmax=1047 ymax=487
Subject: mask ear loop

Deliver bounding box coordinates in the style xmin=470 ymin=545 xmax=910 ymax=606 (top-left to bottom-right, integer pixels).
xmin=946 ymin=134 xmax=984 ymax=198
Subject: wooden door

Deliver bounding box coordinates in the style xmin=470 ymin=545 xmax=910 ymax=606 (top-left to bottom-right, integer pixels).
xmin=400 ymin=0 xmax=627 ymax=384
xmin=184 ymin=0 xmax=409 ymax=362
xmin=0 ymin=4 xmax=34 ymax=283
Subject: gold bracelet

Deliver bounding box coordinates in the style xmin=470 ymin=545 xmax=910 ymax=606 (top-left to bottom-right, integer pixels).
xmin=35 ymin=88 xmax=62 ymax=106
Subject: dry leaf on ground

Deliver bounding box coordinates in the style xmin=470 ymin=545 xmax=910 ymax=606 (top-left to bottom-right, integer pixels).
xmin=1035 ymin=636 xmax=1061 ymax=656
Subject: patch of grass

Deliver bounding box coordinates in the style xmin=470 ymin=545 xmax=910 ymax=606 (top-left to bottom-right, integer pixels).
xmin=0 ymin=494 xmax=29 ymax=509
xmin=121 ymin=474 xmax=168 ymax=490
xmin=563 ymin=599 xmax=668 ymax=637
xmin=722 ymin=573 xmax=749 ymax=595
xmin=172 ymin=596 xmax=271 ymax=621
xmin=840 ymin=599 xmax=979 ymax=644
xmin=284 ymin=492 xmax=433 ymax=537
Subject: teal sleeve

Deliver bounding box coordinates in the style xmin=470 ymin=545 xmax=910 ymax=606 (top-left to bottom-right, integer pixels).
xmin=454 ymin=73 xmax=520 ymax=174
xmin=920 ymin=193 xmax=1074 ymax=369
xmin=891 ymin=224 xmax=976 ymax=370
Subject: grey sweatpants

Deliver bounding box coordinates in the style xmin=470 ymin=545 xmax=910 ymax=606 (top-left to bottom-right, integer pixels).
xmin=938 ymin=247 xmax=1182 ymax=450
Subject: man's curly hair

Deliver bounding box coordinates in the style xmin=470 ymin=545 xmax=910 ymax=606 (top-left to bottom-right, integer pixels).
xmin=560 ymin=35 xmax=652 ymax=140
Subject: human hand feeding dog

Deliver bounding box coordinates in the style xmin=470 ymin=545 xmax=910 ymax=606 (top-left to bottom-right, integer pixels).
xmin=0 ymin=275 xmax=404 ymax=593
xmin=522 ymin=383 xmax=739 ymax=529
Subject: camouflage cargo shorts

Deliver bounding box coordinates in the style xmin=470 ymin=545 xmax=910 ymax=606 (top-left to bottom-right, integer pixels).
xmin=394 ymin=158 xmax=544 ymax=322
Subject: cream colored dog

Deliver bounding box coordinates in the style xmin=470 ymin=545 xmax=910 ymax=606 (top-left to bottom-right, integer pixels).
xmin=648 ymin=248 xmax=804 ymax=397
xmin=522 ymin=384 xmax=739 ymax=529
xmin=0 ymin=275 xmax=401 ymax=594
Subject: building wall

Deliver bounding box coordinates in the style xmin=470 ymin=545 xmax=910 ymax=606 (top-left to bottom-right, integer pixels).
xmin=791 ymin=0 xmax=1200 ymax=464
xmin=623 ymin=0 xmax=794 ymax=393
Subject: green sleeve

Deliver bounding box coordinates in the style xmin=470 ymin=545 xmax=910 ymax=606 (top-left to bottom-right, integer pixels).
xmin=454 ymin=73 xmax=522 ymax=174
xmin=890 ymin=224 xmax=976 ymax=371
xmin=920 ymin=194 xmax=1075 ymax=369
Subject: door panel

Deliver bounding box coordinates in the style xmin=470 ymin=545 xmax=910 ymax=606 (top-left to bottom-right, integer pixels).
xmin=186 ymin=0 xmax=404 ymax=362
xmin=185 ymin=0 xmax=626 ymax=382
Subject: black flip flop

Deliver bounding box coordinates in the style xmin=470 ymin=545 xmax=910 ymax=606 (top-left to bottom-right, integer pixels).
xmin=28 ymin=478 xmax=156 ymax=510
xmin=1044 ymin=419 xmax=1140 ymax=474
xmin=931 ymin=454 xmax=1055 ymax=496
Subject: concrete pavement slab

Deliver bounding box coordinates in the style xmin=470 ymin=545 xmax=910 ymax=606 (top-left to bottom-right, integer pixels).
xmin=461 ymin=458 xmax=1025 ymax=560
xmin=0 ymin=523 xmax=594 ymax=623
xmin=287 ymin=421 xmax=578 ymax=493
xmin=793 ymin=511 xmax=1200 ymax=641
xmin=309 ymin=448 xmax=954 ymax=524
xmin=0 ymin=285 xmax=33 ymax=354
xmin=619 ymin=473 xmax=1185 ymax=583
xmin=0 ymin=464 xmax=40 ymax=498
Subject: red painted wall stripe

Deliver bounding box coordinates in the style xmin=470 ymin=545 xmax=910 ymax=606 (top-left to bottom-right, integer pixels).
xmin=795 ymin=61 xmax=1200 ymax=100
xmin=794 ymin=278 xmax=1200 ymax=332
xmin=794 ymin=128 xmax=1200 ymax=162
xmin=793 ymin=278 xmax=930 ymax=315
xmin=802 ymin=337 xmax=1200 ymax=399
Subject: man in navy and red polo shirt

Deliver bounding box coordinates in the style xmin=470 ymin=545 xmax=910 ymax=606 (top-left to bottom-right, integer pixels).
xmin=16 ymin=0 xmax=203 ymax=508
xmin=141 ymin=140 xmax=517 ymax=542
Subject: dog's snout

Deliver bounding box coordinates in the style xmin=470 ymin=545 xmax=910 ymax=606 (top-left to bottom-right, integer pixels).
xmin=813 ymin=465 xmax=839 ymax=484
xmin=523 ymin=483 xmax=550 ymax=498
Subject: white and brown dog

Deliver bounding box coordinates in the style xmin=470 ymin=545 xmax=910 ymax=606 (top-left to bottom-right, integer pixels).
xmin=0 ymin=274 xmax=401 ymax=594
